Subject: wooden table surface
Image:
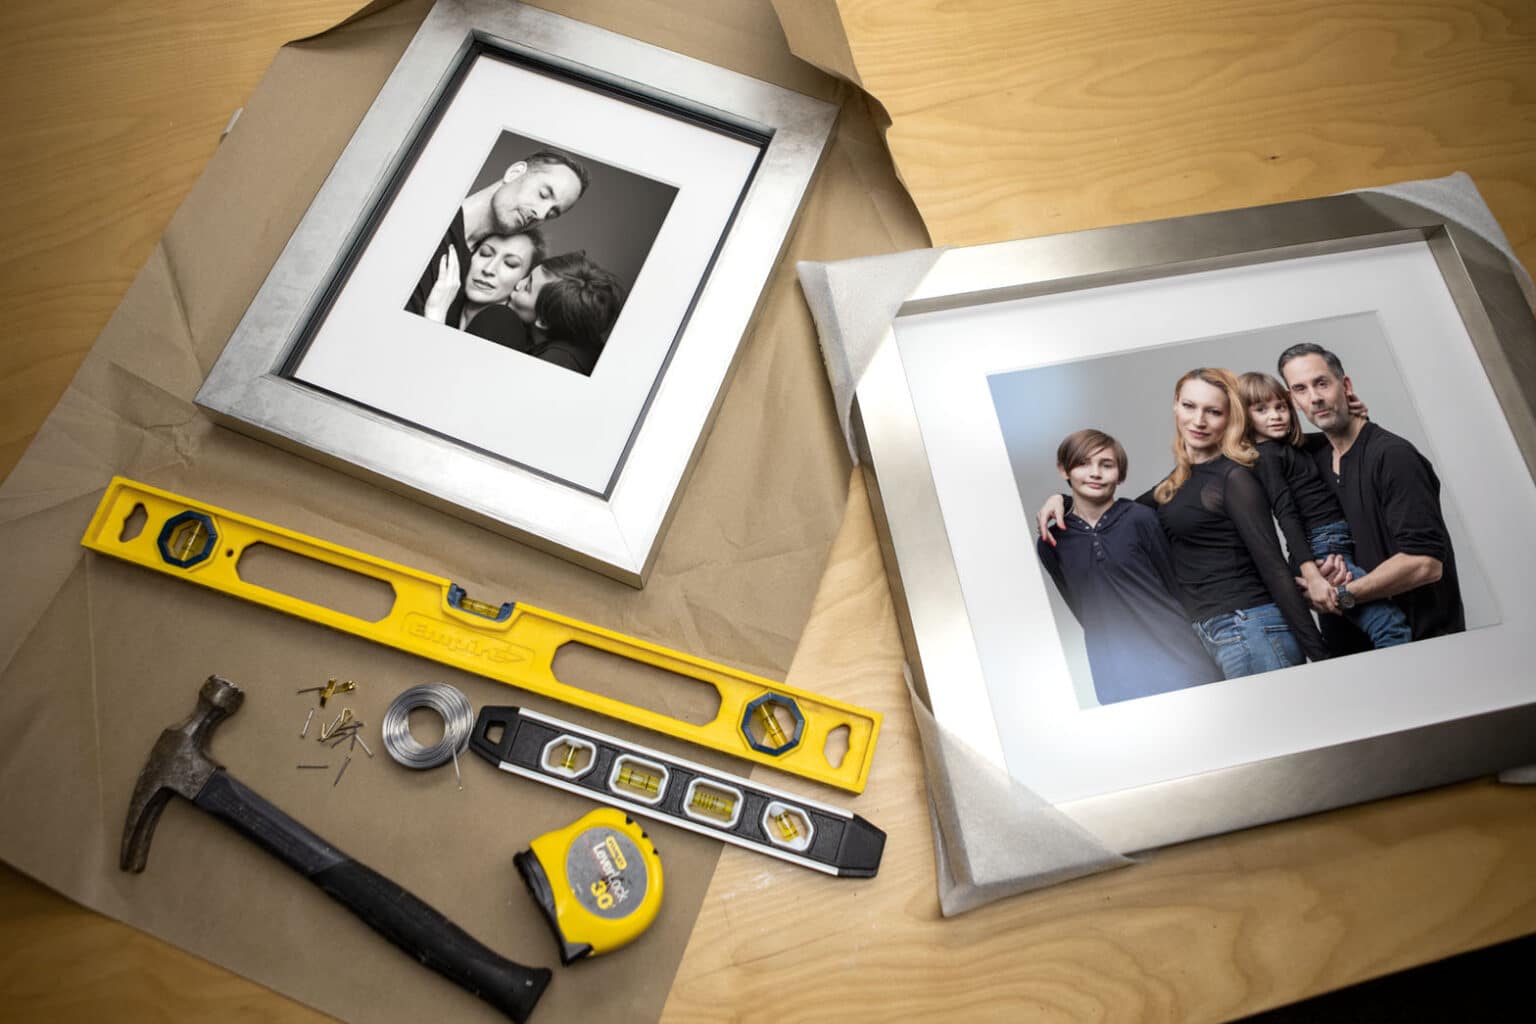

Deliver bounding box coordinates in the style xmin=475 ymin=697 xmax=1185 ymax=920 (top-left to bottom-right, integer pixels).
xmin=4 ymin=1 xmax=1535 ymax=1021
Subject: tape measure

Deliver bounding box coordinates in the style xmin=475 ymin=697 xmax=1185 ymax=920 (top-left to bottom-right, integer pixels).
xmin=514 ymin=809 xmax=663 ymax=965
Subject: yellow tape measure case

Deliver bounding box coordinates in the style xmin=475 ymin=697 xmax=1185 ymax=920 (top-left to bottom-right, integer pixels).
xmin=516 ymin=809 xmax=663 ymax=964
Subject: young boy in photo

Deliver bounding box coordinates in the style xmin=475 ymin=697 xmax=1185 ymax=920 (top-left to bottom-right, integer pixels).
xmin=1037 ymin=429 xmax=1221 ymax=704
xmin=510 ymin=251 xmax=626 ymax=376
xmin=462 ymin=251 xmax=626 ymax=376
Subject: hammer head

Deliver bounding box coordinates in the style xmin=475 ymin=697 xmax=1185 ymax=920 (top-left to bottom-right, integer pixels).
xmin=120 ymin=675 xmax=244 ymax=872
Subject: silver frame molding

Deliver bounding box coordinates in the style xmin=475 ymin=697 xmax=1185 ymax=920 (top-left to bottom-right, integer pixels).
xmin=852 ymin=190 xmax=1536 ymax=854
xmin=196 ymin=0 xmax=837 ymax=587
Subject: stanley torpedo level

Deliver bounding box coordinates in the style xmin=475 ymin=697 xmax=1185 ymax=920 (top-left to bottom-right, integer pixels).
xmin=475 ymin=706 xmax=885 ymax=877
xmin=81 ymin=477 xmax=881 ymax=792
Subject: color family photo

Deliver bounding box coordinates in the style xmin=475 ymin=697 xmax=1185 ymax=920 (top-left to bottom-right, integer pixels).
xmin=991 ymin=313 xmax=1498 ymax=711
xmin=873 ymin=220 xmax=1535 ymax=830
xmin=403 ymin=130 xmax=677 ymax=377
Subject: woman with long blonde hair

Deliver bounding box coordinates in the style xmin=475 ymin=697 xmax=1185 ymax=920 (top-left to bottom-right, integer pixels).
xmin=1152 ymin=368 xmax=1257 ymax=502
xmin=1039 ymin=368 xmax=1329 ymax=682
xmin=1146 ymin=368 xmax=1328 ymax=677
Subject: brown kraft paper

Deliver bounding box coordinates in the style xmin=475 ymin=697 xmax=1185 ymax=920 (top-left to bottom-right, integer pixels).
xmin=0 ymin=0 xmax=930 ymax=1020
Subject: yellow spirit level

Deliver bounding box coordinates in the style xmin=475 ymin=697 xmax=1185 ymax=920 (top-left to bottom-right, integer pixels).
xmin=80 ymin=477 xmax=881 ymax=792
xmin=515 ymin=809 xmax=662 ymax=964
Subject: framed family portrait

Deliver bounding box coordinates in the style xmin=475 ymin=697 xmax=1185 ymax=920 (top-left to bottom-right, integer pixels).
xmin=197 ymin=0 xmax=837 ymax=585
xmin=853 ymin=190 xmax=1536 ymax=854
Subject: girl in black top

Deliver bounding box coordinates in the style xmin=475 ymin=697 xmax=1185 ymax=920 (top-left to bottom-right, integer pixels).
xmin=1238 ymin=372 xmax=1411 ymax=649
xmin=1148 ymin=368 xmax=1330 ymax=676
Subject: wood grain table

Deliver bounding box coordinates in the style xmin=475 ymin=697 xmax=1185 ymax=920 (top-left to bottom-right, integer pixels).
xmin=4 ymin=1 xmax=1534 ymax=1021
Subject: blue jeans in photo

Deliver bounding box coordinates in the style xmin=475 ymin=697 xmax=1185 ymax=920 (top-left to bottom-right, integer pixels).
xmin=1192 ymin=602 xmax=1305 ymax=680
xmin=1307 ymin=519 xmax=1413 ymax=648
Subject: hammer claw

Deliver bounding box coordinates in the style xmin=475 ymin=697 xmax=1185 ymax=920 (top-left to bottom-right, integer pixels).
xmin=120 ymin=784 xmax=172 ymax=873
xmin=119 ymin=676 xmax=237 ymax=872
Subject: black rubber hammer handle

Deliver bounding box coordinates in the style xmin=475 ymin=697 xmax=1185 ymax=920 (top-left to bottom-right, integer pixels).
xmin=194 ymin=770 xmax=551 ymax=1022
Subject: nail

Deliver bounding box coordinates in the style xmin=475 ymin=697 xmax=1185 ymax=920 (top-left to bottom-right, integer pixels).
xmin=320 ymin=707 xmax=354 ymax=740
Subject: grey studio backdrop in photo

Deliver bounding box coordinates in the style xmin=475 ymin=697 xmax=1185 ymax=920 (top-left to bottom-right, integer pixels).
xmin=988 ymin=311 xmax=1502 ymax=710
xmin=464 ymin=130 xmax=679 ymax=298
xmin=797 ymin=172 xmax=1536 ymax=915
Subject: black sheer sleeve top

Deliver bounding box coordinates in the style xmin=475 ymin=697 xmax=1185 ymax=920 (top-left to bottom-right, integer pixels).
xmin=1137 ymin=457 xmax=1329 ymax=661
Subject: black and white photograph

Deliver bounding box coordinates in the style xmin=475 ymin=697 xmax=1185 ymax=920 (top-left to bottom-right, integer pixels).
xmin=989 ymin=314 xmax=1497 ymax=711
xmin=194 ymin=0 xmax=838 ymax=583
xmin=284 ymin=49 xmax=766 ymax=495
xmin=402 ymin=130 xmax=677 ymax=378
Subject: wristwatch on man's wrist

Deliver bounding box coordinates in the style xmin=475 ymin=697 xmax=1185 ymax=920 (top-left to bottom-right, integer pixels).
xmin=1335 ymin=584 xmax=1357 ymax=610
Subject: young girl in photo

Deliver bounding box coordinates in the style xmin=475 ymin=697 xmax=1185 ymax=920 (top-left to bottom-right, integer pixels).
xmin=1239 ymin=372 xmax=1412 ymax=648
xmin=1037 ymin=428 xmax=1221 ymax=704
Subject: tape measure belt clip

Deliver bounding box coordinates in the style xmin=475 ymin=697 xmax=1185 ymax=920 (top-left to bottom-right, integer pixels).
xmin=513 ymin=848 xmax=592 ymax=965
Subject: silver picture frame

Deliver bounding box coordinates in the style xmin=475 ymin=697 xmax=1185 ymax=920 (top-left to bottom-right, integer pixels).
xmin=853 ymin=190 xmax=1536 ymax=855
xmin=196 ymin=0 xmax=837 ymax=586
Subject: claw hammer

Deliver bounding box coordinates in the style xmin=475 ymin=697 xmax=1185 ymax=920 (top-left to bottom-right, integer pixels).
xmin=120 ymin=675 xmax=551 ymax=1022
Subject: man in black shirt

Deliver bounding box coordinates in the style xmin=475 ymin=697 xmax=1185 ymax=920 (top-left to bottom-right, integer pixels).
xmin=404 ymin=149 xmax=590 ymax=325
xmin=1278 ymin=343 xmax=1465 ymax=653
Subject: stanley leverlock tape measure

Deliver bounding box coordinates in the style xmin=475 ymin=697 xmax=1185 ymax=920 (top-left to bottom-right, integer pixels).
xmin=516 ymin=809 xmax=663 ymax=964
xmin=80 ymin=477 xmax=881 ymax=791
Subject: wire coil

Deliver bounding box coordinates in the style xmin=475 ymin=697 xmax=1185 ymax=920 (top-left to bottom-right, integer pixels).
xmin=381 ymin=683 xmax=475 ymax=771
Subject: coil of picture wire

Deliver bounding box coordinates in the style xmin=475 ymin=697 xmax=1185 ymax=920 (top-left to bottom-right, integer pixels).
xmin=381 ymin=683 xmax=475 ymax=771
